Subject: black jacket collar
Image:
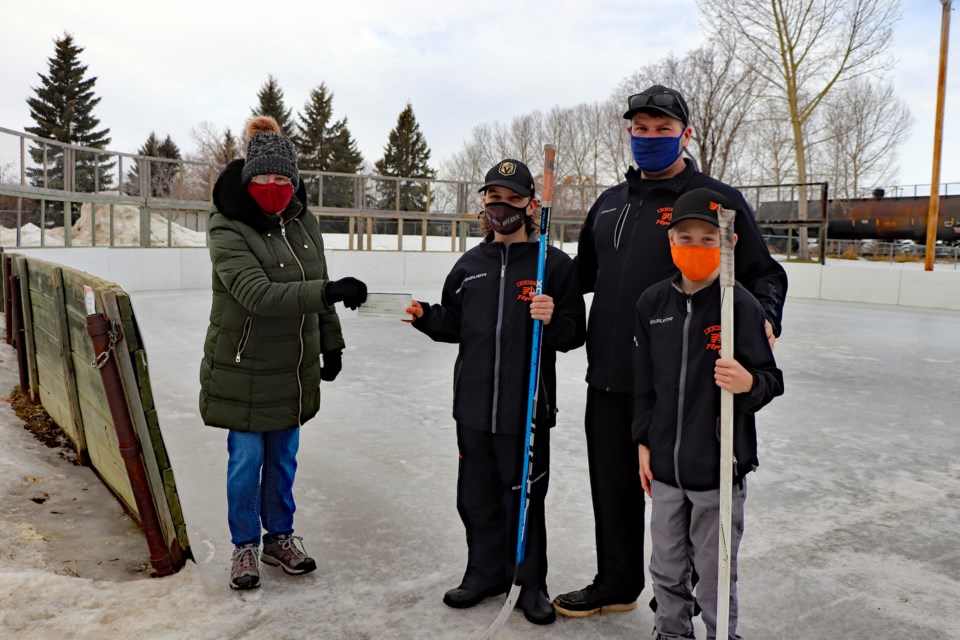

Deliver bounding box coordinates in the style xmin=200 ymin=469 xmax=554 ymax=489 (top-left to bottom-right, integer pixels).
xmin=671 ymin=273 xmax=720 ymax=304
xmin=625 ymin=158 xmax=696 ymax=196
xmin=212 ymin=159 xmax=307 ymax=233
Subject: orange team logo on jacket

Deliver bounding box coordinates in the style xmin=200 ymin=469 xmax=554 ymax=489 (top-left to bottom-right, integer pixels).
xmin=704 ymin=324 xmax=722 ymax=351
xmin=655 ymin=207 xmax=673 ymax=226
xmin=516 ymin=279 xmax=537 ymax=302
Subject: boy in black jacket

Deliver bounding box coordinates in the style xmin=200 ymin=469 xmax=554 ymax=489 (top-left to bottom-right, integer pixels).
xmin=405 ymin=159 xmax=586 ymax=626
xmin=632 ymin=188 xmax=784 ymax=640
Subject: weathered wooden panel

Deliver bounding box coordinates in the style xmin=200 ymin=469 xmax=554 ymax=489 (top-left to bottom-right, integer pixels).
xmin=25 ymin=262 xmax=56 ymax=298
xmin=144 ymin=409 xmax=168 ymax=469
xmin=51 ymin=266 xmax=87 ymax=462
xmin=162 ymin=468 xmax=189 ymax=551
xmin=9 ymin=256 xmax=190 ymax=571
xmin=13 ymin=256 xmax=39 ymax=401
xmin=115 ymin=295 xmax=140 ymax=352
xmin=27 ymin=288 xmax=87 ymax=457
xmin=36 ymin=385 xmax=74 ymax=440
xmin=28 ymin=294 xmax=60 ymax=339
xmin=102 ymin=291 xmax=186 ymax=565
xmin=134 ymin=351 xmax=154 ymax=412
xmin=85 ymin=438 xmax=137 ymax=514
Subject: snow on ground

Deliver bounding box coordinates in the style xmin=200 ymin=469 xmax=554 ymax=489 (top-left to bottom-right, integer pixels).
xmin=1 ymin=292 xmax=960 ymax=639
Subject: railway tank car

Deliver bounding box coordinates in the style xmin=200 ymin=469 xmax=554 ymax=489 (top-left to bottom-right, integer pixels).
xmin=755 ymin=192 xmax=960 ymax=242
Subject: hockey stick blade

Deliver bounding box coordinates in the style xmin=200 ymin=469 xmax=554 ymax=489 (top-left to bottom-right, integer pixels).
xmin=476 ymin=582 xmax=521 ymax=640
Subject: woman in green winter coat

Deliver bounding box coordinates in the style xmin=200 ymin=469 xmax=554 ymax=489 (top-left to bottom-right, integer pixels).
xmin=199 ymin=116 xmax=368 ymax=591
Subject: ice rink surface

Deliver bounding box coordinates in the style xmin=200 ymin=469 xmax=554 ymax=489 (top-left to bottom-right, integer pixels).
xmin=101 ymin=287 xmax=955 ymax=640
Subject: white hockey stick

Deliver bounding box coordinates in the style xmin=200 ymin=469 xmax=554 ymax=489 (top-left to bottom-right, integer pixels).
xmin=716 ymin=206 xmax=736 ymax=640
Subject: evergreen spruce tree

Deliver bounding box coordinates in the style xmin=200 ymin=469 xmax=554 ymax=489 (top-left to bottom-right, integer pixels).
xmin=374 ymin=103 xmax=436 ymax=212
xmin=25 ymin=33 xmax=112 ymax=193
xmin=328 ymin=118 xmax=363 ymax=174
xmin=252 ymin=75 xmax=294 ymax=136
xmin=128 ymin=132 xmax=182 ymax=197
xmin=293 ymin=84 xmax=364 ymax=206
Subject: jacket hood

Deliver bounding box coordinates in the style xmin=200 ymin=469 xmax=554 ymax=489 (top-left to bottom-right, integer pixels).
xmin=212 ymin=158 xmax=308 ymax=233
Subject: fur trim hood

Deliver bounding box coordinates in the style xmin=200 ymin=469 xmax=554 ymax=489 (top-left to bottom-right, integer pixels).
xmin=212 ymin=159 xmax=308 ymax=233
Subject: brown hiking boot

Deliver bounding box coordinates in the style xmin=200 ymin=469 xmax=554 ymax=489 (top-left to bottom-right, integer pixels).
xmin=261 ymin=534 xmax=317 ymax=575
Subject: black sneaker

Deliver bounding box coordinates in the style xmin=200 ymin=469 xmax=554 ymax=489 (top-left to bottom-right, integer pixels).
xmin=521 ymin=591 xmax=557 ymax=625
xmin=552 ymin=585 xmax=637 ymax=618
xmin=442 ymin=583 xmax=510 ymax=609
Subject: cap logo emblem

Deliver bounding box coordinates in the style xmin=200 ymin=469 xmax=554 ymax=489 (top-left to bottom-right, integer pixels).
xmin=499 ymin=162 xmax=516 ymax=176
xmin=709 ymin=201 xmax=720 ymax=211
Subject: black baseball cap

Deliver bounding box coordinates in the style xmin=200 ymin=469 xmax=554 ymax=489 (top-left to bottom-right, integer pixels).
xmin=623 ymin=84 xmax=690 ymax=126
xmin=478 ymin=159 xmax=536 ymax=198
xmin=668 ymin=188 xmax=730 ymax=229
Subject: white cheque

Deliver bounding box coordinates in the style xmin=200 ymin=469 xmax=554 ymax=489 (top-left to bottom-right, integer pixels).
xmin=357 ymin=292 xmax=414 ymax=318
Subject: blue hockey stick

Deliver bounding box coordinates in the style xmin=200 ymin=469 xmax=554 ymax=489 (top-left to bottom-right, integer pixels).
xmin=478 ymin=144 xmax=557 ymax=639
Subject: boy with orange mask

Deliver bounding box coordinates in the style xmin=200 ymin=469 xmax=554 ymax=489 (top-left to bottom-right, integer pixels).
xmin=631 ymin=188 xmax=784 ymax=640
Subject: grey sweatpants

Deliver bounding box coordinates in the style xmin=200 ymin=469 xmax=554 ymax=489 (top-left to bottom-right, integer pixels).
xmin=649 ymin=479 xmax=747 ymax=640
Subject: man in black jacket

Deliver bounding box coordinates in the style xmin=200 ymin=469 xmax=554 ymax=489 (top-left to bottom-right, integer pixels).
xmin=552 ymin=85 xmax=787 ymax=619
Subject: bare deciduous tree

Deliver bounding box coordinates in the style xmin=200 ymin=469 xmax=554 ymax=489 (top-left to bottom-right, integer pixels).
xmin=698 ymin=0 xmax=902 ymax=257
xmin=731 ymin=105 xmax=791 ymax=184
xmin=597 ymin=97 xmax=630 ymax=186
xmin=182 ymin=121 xmax=240 ymax=200
xmin=819 ymin=78 xmax=913 ymax=199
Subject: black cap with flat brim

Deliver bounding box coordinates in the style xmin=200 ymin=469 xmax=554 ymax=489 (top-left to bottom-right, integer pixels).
xmin=623 ymin=84 xmax=690 ymax=126
xmin=479 ymin=159 xmax=535 ymax=198
xmin=668 ymin=187 xmax=731 ymax=228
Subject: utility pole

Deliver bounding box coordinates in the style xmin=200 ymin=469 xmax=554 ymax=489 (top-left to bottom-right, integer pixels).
xmin=925 ymin=0 xmax=952 ymax=271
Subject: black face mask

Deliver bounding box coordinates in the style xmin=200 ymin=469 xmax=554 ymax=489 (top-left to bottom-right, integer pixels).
xmin=484 ymin=201 xmax=528 ymax=234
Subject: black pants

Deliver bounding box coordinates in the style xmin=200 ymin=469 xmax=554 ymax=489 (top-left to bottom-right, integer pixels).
xmin=584 ymin=386 xmax=645 ymax=600
xmin=455 ymin=423 xmax=550 ymax=608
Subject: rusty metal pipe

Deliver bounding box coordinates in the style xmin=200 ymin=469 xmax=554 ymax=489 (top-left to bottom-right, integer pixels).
xmin=11 ymin=275 xmax=30 ymax=397
xmin=85 ymin=312 xmax=174 ymax=577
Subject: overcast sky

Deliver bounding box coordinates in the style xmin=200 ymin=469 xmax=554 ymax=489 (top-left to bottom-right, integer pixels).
xmin=1 ymin=0 xmax=956 ymax=188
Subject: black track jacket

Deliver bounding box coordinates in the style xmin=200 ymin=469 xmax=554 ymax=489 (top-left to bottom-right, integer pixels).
xmin=632 ymin=276 xmax=784 ymax=490
xmin=576 ymin=161 xmax=787 ymax=394
xmin=413 ymin=238 xmax=586 ymax=434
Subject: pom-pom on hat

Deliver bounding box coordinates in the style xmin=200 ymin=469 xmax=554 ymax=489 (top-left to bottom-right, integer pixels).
xmin=241 ymin=116 xmax=299 ymax=189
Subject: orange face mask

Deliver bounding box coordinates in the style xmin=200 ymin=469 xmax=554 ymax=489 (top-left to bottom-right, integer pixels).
xmin=670 ymin=244 xmax=720 ymax=282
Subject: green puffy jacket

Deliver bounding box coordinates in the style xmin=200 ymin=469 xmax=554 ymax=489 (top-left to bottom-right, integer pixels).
xmin=199 ymin=160 xmax=345 ymax=431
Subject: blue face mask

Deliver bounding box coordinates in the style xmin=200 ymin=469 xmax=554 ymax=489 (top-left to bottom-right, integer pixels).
xmin=631 ymin=133 xmax=684 ymax=173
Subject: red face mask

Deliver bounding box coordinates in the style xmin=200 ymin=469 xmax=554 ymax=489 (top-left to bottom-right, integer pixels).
xmin=670 ymin=244 xmax=720 ymax=282
xmin=248 ymin=182 xmax=294 ymax=214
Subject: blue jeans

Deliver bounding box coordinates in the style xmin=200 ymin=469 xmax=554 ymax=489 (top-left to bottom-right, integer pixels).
xmin=227 ymin=428 xmax=300 ymax=547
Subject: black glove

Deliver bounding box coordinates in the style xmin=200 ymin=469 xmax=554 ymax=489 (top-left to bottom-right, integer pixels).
xmin=325 ymin=277 xmax=368 ymax=310
xmin=320 ymin=349 xmax=342 ymax=382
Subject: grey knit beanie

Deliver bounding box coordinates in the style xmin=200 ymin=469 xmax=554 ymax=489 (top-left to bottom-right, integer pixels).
xmin=241 ymin=116 xmax=299 ymax=190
